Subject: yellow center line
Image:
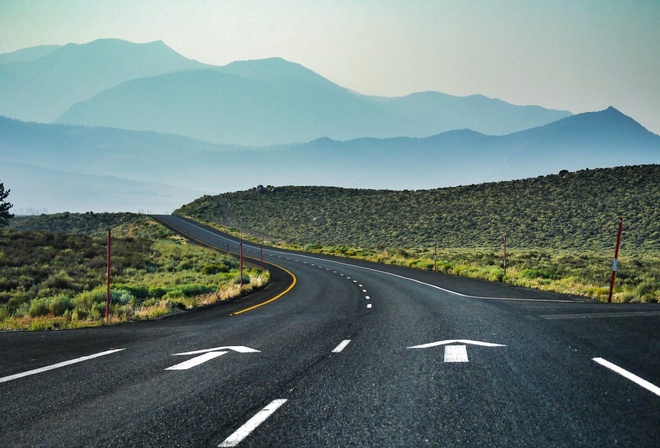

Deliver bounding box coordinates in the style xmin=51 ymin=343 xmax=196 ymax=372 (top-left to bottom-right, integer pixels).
xmin=231 ymin=265 xmax=297 ymax=316
xmin=160 ymin=222 xmax=298 ymax=316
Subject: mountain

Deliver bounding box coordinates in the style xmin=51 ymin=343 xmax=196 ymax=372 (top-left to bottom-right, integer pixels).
xmin=0 ymin=45 xmax=61 ymax=64
xmin=55 ymin=58 xmax=571 ymax=145
xmin=2 ymin=107 xmax=658 ymax=213
xmin=0 ymin=39 xmax=206 ymax=122
xmin=0 ymin=39 xmax=571 ymax=145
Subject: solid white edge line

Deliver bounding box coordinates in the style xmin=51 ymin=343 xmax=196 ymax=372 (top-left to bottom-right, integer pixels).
xmin=593 ymin=358 xmax=660 ymax=397
xmin=0 ymin=348 xmax=125 ymax=384
xmin=332 ymin=340 xmax=352 ymax=353
xmin=219 ymin=399 xmax=288 ymax=447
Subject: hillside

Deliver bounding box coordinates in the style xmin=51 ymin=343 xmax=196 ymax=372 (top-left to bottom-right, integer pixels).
xmin=1 ymin=214 xmax=269 ymax=330
xmin=175 ymin=165 xmax=660 ymax=253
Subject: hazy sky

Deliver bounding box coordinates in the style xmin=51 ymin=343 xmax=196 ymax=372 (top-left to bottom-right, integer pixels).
xmin=1 ymin=0 xmax=659 ymax=134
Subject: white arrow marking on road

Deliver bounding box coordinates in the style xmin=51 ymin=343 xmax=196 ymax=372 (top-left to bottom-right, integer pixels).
xmin=444 ymin=345 xmax=469 ymax=362
xmin=408 ymin=340 xmax=506 ymax=349
xmin=166 ymin=351 xmax=228 ymax=370
xmin=173 ymin=346 xmax=260 ymax=356
xmin=166 ymin=346 xmax=260 ymax=371
xmin=408 ymin=340 xmax=506 ymax=363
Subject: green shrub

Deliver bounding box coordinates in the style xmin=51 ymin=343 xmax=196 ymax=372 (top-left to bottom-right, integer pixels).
xmin=521 ymin=269 xmax=552 ymax=279
xmin=148 ymin=285 xmax=168 ymax=299
xmin=48 ymin=295 xmax=75 ymax=316
xmin=201 ymin=264 xmax=229 ymax=275
xmin=28 ymin=299 xmax=49 ymax=317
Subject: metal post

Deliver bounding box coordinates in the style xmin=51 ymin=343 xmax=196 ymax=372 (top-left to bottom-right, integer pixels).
xmin=105 ymin=229 xmax=111 ymax=321
xmin=503 ymin=233 xmax=507 ymax=277
xmin=608 ymin=218 xmax=624 ymax=303
xmin=239 ymin=242 xmax=244 ymax=288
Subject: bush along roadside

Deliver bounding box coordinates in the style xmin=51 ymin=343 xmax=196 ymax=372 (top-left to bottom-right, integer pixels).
xmin=0 ymin=220 xmax=270 ymax=330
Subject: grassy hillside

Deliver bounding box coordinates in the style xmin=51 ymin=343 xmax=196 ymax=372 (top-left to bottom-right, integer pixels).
xmin=1 ymin=214 xmax=268 ymax=330
xmin=176 ymin=165 xmax=659 ymax=302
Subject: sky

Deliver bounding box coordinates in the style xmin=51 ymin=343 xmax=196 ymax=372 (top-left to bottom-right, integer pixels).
xmin=1 ymin=0 xmax=659 ymax=134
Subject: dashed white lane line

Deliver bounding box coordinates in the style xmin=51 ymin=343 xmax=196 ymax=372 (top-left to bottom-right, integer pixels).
xmin=593 ymin=358 xmax=660 ymax=397
xmin=332 ymin=340 xmax=352 ymax=353
xmin=218 ymin=399 xmax=288 ymax=447
xmin=367 ymin=304 xmax=373 ymax=309
xmin=365 ymin=296 xmax=370 ymax=300
xmin=0 ymin=349 xmax=125 ymax=384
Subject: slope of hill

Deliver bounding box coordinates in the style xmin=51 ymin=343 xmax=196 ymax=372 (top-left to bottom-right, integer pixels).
xmin=176 ymin=165 xmax=660 ymax=253
xmin=0 ymin=39 xmax=206 ymax=122
xmin=55 ymin=58 xmax=571 ymax=145
xmin=176 ymin=165 xmax=660 ymax=303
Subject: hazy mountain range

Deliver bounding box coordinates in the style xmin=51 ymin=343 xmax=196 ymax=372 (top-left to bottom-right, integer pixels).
xmin=2 ymin=107 xmax=658 ymax=213
xmin=0 ymin=38 xmax=658 ymax=213
xmin=1 ymin=39 xmax=570 ymax=145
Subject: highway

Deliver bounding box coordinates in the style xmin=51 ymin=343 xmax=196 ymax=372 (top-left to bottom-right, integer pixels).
xmin=1 ymin=215 xmax=658 ymax=447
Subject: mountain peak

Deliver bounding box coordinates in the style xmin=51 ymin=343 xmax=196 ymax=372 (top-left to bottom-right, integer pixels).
xmin=216 ymin=57 xmax=343 ymax=91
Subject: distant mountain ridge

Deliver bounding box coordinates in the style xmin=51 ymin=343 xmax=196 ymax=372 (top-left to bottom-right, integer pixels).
xmin=54 ymin=57 xmax=572 ymax=145
xmin=0 ymin=39 xmax=207 ymax=122
xmin=0 ymin=38 xmax=571 ymax=145
xmin=0 ymin=44 xmax=61 ymax=64
xmin=1 ymin=107 xmax=658 ymax=213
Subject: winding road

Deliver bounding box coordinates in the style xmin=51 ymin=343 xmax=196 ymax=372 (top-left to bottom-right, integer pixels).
xmin=1 ymin=215 xmax=658 ymax=447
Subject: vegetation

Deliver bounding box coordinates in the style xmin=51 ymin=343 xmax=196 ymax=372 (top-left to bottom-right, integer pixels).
xmin=1 ymin=214 xmax=269 ymax=330
xmin=0 ymin=180 xmax=13 ymax=227
xmin=176 ymin=165 xmax=659 ymax=303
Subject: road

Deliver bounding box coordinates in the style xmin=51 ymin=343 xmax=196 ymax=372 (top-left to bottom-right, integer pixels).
xmin=1 ymin=215 xmax=658 ymax=447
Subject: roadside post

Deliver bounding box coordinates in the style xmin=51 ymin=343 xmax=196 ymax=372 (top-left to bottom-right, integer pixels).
xmin=239 ymin=242 xmax=244 ymax=288
xmin=503 ymin=233 xmax=507 ymax=277
xmin=260 ymin=244 xmax=264 ymax=270
xmin=608 ymin=217 xmax=624 ymax=303
xmin=105 ymin=229 xmax=111 ymax=321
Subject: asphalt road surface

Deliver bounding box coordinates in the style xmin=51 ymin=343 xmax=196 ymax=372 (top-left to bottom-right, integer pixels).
xmin=1 ymin=215 xmax=658 ymax=447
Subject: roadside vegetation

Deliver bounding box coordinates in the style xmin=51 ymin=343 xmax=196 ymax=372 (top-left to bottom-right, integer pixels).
xmin=176 ymin=165 xmax=659 ymax=303
xmin=1 ymin=214 xmax=269 ymax=330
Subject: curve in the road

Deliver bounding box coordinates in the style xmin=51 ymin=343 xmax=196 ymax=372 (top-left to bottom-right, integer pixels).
xmin=153 ymin=215 xmax=299 ymax=316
